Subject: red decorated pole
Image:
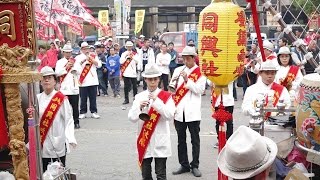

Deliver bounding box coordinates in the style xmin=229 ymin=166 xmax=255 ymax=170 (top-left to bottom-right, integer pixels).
xmin=0 ymin=66 xmax=9 ymax=149
xmin=212 ymin=91 xmax=232 ymax=180
xmin=246 ymin=0 xmax=267 ymax=62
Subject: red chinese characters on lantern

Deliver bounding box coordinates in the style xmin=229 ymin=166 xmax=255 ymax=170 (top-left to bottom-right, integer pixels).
xmin=235 ymin=11 xmax=246 ymax=27
xmin=202 ymin=12 xmax=218 ymax=33
xmin=201 ymin=59 xmax=221 ymax=77
xmin=237 ymin=49 xmax=246 ymax=62
xmin=237 ymin=30 xmax=246 ymax=46
xmin=233 ymin=65 xmax=244 ymax=76
xmin=201 ymin=36 xmax=222 ymax=57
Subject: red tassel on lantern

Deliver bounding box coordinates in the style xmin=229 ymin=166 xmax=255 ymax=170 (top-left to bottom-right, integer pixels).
xmin=212 ymin=93 xmax=232 ymax=180
xmin=0 ymin=66 xmax=9 ymax=149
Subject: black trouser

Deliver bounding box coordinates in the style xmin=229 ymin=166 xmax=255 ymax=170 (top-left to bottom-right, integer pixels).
xmin=123 ymin=77 xmax=137 ymax=102
xmin=79 ymin=85 xmax=98 ymax=114
xmin=215 ymin=106 xmax=234 ymax=139
xmin=142 ymin=157 xmax=167 ymax=180
xmin=159 ymin=74 xmax=169 ymax=91
xmin=169 ymin=67 xmax=176 ymax=77
xmin=67 ymin=95 xmax=79 ymax=125
xmin=174 ymin=118 xmax=200 ymax=169
xmin=42 ymin=155 xmax=66 ymax=172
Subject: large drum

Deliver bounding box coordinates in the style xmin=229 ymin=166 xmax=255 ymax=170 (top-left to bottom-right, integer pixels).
xmin=296 ymin=73 xmax=320 ymax=151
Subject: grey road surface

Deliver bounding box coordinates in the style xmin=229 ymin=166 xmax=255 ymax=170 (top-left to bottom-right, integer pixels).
xmin=67 ymin=85 xmax=250 ymax=180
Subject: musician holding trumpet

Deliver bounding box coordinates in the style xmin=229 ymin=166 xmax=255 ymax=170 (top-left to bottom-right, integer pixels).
xmin=75 ymin=42 xmax=102 ymax=119
xmin=170 ymin=46 xmax=206 ymax=177
xmin=128 ymin=63 xmax=175 ymax=180
xmin=55 ymin=44 xmax=82 ymax=129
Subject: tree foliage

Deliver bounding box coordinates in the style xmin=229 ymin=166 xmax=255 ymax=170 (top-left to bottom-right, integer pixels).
xmin=294 ymin=0 xmax=320 ymax=15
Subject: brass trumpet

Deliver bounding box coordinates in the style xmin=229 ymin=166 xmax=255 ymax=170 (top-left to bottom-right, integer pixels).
xmin=139 ymin=91 xmax=154 ymax=121
xmin=168 ymin=67 xmax=186 ymax=93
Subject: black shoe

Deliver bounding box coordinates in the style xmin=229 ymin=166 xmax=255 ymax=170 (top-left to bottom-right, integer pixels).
xmin=122 ymin=100 xmax=129 ymax=105
xmin=191 ymin=168 xmax=202 ymax=177
xmin=172 ymin=166 xmax=190 ymax=175
xmin=75 ymin=124 xmax=80 ymax=129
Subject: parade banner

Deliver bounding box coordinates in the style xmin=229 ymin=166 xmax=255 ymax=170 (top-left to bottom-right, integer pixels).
xmin=134 ymin=10 xmax=145 ymax=35
xmin=55 ymin=0 xmax=102 ymax=28
xmin=98 ymin=10 xmax=109 ymax=37
xmin=0 ymin=0 xmax=36 ymax=52
xmin=122 ymin=0 xmax=131 ymax=35
xmin=114 ymin=0 xmax=122 ymax=34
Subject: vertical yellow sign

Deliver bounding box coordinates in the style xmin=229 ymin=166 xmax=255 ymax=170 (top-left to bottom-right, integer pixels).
xmin=98 ymin=10 xmax=109 ymax=37
xmin=135 ymin=10 xmax=145 ymax=35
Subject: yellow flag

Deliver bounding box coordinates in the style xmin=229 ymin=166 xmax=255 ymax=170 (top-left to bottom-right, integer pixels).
xmin=98 ymin=10 xmax=109 ymax=37
xmin=135 ymin=10 xmax=145 ymax=35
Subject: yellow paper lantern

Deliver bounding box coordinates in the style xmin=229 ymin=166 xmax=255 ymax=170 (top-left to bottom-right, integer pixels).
xmin=198 ymin=0 xmax=246 ymax=93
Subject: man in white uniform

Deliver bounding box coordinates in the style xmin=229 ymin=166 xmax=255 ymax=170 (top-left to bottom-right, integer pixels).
xmin=75 ymin=42 xmax=102 ymax=119
xmin=128 ymin=64 xmax=175 ymax=180
xmin=38 ymin=66 xmax=77 ymax=171
xmin=242 ymin=60 xmax=291 ymax=116
xmin=120 ymin=41 xmax=140 ymax=104
xmin=170 ymin=46 xmax=206 ymax=177
xmin=55 ymin=44 xmax=82 ymax=129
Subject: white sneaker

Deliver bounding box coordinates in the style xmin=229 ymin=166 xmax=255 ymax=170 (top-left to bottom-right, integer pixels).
xmin=91 ymin=113 xmax=100 ymax=119
xmin=79 ymin=114 xmax=86 ymax=119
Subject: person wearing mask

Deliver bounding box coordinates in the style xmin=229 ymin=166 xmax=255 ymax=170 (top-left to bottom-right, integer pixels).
xmin=38 ymin=66 xmax=77 ymax=171
xmin=138 ymin=39 xmax=155 ymax=90
xmin=120 ymin=41 xmax=140 ymax=104
xmin=156 ymin=44 xmax=171 ymax=91
xmin=168 ymin=42 xmax=178 ymax=76
xmin=106 ymin=47 xmax=121 ymax=98
xmin=242 ymin=61 xmax=291 ymax=117
xmin=128 ymin=63 xmax=175 ymax=180
xmin=75 ymin=42 xmax=102 ymax=119
xmin=170 ymin=46 xmax=206 ymax=177
xmin=55 ymin=44 xmax=82 ymax=129
xmin=275 ymin=47 xmax=303 ymax=92
xmin=217 ymin=126 xmax=278 ymax=180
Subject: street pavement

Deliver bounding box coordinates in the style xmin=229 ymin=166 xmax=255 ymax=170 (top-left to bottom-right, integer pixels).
xmin=67 ymin=84 xmax=250 ymax=180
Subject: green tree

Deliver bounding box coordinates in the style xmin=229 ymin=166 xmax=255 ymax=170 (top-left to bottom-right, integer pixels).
xmin=294 ymin=0 xmax=320 ymax=15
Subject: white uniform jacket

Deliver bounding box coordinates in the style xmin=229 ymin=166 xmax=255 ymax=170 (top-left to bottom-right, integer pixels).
xmin=156 ymin=53 xmax=171 ymax=75
xmin=242 ymin=81 xmax=291 ymax=116
xmin=137 ymin=48 xmax=156 ymax=70
xmin=128 ymin=88 xmax=176 ymax=158
xmin=169 ymin=65 xmax=206 ymax=122
xmin=55 ymin=57 xmax=82 ymax=95
xmin=213 ymin=81 xmax=235 ymax=107
xmin=75 ymin=53 xmax=102 ymax=87
xmin=275 ymin=65 xmax=303 ymax=91
xmin=120 ymin=50 xmax=140 ymax=78
xmin=37 ymin=90 xmax=77 ymax=158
